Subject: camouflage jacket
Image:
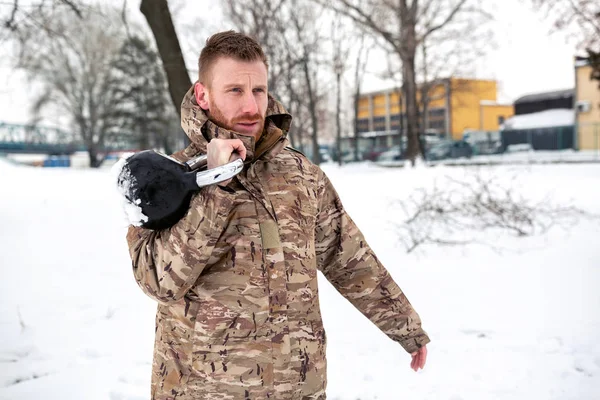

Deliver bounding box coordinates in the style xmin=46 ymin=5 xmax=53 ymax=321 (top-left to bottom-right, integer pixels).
xmin=126 ymin=86 xmax=430 ymax=400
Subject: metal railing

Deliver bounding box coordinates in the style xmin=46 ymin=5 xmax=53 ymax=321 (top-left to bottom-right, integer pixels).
xmin=336 ymin=124 xmax=600 ymax=164
xmin=0 ymin=121 xmax=138 ymax=154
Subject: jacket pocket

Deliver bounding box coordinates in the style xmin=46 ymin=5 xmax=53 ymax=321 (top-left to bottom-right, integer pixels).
xmin=151 ymin=329 xmax=192 ymax=396
xmin=192 ymin=340 xmax=272 ymax=388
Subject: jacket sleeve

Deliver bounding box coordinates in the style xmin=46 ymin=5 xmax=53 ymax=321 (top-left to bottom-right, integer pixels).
xmin=314 ymin=170 xmax=430 ymax=354
xmin=126 ymin=184 xmax=234 ymax=305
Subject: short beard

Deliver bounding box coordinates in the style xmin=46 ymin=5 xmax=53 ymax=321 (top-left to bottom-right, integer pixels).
xmin=207 ymin=101 xmax=265 ymax=139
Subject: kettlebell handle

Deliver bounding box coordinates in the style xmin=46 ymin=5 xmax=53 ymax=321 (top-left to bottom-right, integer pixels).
xmin=178 ymin=153 xmax=244 ymax=187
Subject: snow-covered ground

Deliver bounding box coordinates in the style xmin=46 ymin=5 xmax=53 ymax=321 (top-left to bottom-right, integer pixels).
xmin=447 ymin=149 xmax=600 ymax=165
xmin=1 ymin=158 xmax=599 ymax=399
xmin=376 ymin=149 xmax=600 ymax=168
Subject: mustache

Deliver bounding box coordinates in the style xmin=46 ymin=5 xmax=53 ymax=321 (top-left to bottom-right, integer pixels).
xmin=232 ymin=114 xmax=264 ymax=124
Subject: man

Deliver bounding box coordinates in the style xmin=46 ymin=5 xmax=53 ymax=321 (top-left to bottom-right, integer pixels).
xmin=126 ymin=30 xmax=429 ymax=400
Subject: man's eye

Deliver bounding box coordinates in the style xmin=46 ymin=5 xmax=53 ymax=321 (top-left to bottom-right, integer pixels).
xmin=230 ymin=88 xmax=242 ymax=93
xmin=253 ymin=88 xmax=265 ymax=93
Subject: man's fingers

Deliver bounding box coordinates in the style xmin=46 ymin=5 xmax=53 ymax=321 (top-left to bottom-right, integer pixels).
xmin=207 ymin=139 xmax=247 ymax=170
xmin=410 ymin=347 xmax=427 ymax=372
xmin=411 ymin=354 xmax=419 ymax=371
xmin=225 ymin=139 xmax=246 ymax=161
xmin=232 ymin=141 xmax=247 ymax=161
xmin=415 ymin=347 xmax=426 ymax=370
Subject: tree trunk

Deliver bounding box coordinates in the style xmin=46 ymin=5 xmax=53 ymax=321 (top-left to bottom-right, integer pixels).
xmin=398 ymin=0 xmax=419 ymax=166
xmin=302 ymin=56 xmax=320 ymax=165
xmin=88 ymin=147 xmax=100 ymax=168
xmin=420 ymin=85 xmax=429 ymax=160
xmin=140 ymin=0 xmax=191 ymax=146
xmin=336 ymin=71 xmax=342 ymax=166
xmin=353 ymin=87 xmax=360 ymax=162
xmin=403 ymin=50 xmax=419 ymax=165
xmin=284 ymin=54 xmax=298 ymax=149
xmin=419 ymin=39 xmax=429 ymax=160
xmin=139 ymin=119 xmax=149 ymax=150
xmin=398 ymin=84 xmax=405 ymax=156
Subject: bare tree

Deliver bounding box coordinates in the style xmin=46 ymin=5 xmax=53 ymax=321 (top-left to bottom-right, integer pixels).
xmin=223 ymin=0 xmax=328 ymax=163
xmin=352 ymin=35 xmax=371 ymax=162
xmin=289 ymin=3 xmax=326 ymax=165
xmin=331 ymin=17 xmax=351 ymax=166
xmin=139 ymin=0 xmax=191 ymax=121
xmin=534 ymin=0 xmax=599 ymax=51
xmin=319 ymin=0 xmax=490 ymax=165
xmin=15 ymin=6 xmax=129 ymax=167
xmin=111 ymin=34 xmax=178 ymax=154
xmin=1 ymin=0 xmax=83 ymax=39
xmin=224 ymin=0 xmax=290 ymax=98
xmin=417 ymin=13 xmax=492 ymax=138
xmin=374 ymin=7 xmax=491 ymax=160
xmin=223 ymin=0 xmax=305 ymax=151
xmin=2 ymin=0 xmax=189 ymax=149
xmin=282 ymin=49 xmax=313 ymax=151
xmin=533 ymin=0 xmax=600 ymax=88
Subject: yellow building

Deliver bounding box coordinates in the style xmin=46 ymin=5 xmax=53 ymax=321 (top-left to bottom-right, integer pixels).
xmin=575 ymin=59 xmax=600 ymax=150
xmin=357 ymin=77 xmax=513 ymax=140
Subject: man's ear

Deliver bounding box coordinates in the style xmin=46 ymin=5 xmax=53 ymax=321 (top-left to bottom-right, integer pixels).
xmin=194 ymin=81 xmax=210 ymax=111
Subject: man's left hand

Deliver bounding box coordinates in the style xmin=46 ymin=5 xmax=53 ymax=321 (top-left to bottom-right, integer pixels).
xmin=410 ymin=344 xmax=427 ymax=372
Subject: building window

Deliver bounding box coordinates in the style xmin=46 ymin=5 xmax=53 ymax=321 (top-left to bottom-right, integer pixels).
xmin=428 ymin=108 xmax=445 ymax=117
xmin=357 ymin=119 xmax=369 ymax=133
xmin=373 ymin=116 xmax=386 ymax=131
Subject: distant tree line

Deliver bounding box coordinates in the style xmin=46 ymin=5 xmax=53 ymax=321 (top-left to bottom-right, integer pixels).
xmin=2 ymin=1 xmax=178 ymax=167
xmin=3 ymin=0 xmax=596 ymax=167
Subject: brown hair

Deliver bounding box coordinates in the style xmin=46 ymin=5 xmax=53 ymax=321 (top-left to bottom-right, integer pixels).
xmin=198 ymin=30 xmax=268 ymax=85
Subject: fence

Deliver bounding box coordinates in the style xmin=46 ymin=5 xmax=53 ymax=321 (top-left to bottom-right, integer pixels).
xmin=501 ymin=126 xmax=575 ymax=151
xmin=478 ymin=123 xmax=600 ymax=163
xmin=333 ymin=124 xmax=600 ymax=164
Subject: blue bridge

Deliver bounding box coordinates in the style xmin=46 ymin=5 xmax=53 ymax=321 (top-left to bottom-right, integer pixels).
xmin=0 ymin=122 xmax=135 ymax=154
xmin=0 ymin=122 xmax=85 ymax=154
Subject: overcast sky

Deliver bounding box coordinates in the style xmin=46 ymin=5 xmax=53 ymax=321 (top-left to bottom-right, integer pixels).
xmin=0 ymin=0 xmax=579 ymax=126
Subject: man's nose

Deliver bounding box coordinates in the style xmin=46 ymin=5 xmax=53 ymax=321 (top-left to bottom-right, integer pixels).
xmin=241 ymin=91 xmax=259 ymax=115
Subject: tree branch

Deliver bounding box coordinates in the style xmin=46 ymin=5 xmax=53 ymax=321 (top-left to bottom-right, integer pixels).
xmin=59 ymin=0 xmax=83 ymax=18
xmin=4 ymin=0 xmax=19 ymax=30
xmin=568 ymin=0 xmax=600 ymax=37
xmin=319 ymin=0 xmax=403 ymax=57
xmin=420 ymin=0 xmax=468 ymax=42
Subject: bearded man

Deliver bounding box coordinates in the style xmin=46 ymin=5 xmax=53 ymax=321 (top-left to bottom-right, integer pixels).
xmin=126 ymin=30 xmax=429 ymax=400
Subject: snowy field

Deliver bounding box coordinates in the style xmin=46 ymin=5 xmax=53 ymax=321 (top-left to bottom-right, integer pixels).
xmin=376 ymin=149 xmax=600 ymax=168
xmin=1 ymin=158 xmax=599 ymax=400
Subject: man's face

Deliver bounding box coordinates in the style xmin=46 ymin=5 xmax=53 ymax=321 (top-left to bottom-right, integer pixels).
xmin=195 ymin=57 xmax=268 ymax=140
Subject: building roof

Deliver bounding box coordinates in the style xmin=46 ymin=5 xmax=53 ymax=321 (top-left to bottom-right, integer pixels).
xmin=514 ymin=89 xmax=574 ymax=104
xmin=502 ymin=109 xmax=574 ymax=130
xmin=574 ymin=55 xmax=591 ymax=68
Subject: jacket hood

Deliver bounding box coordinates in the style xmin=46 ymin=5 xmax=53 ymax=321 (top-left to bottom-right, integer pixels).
xmin=178 ymin=84 xmax=292 ymax=163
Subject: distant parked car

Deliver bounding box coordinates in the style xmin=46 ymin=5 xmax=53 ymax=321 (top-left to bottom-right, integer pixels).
xmin=421 ymin=130 xmax=445 ymax=150
xmin=340 ymin=150 xmax=362 ymax=163
xmin=362 ymin=146 xmax=390 ymax=161
xmin=427 ymin=140 xmax=473 ymax=161
xmin=376 ymin=147 xmax=403 ymax=162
